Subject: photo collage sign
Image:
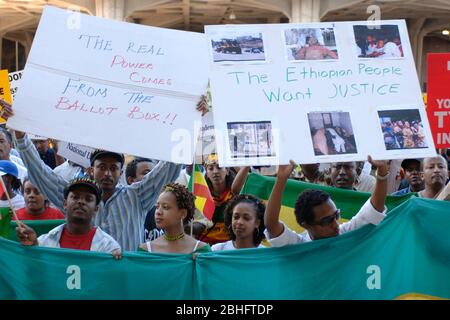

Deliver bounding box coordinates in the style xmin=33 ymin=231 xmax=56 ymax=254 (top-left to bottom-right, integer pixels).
xmin=206 ymin=21 xmax=436 ymax=166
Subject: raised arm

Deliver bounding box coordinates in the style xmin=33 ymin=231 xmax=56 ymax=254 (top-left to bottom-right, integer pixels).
xmin=368 ymin=155 xmax=389 ymax=212
xmin=130 ymin=160 xmax=182 ymax=212
xmin=231 ymin=167 xmax=250 ymax=195
xmin=13 ymin=131 xmax=69 ymax=212
xmin=264 ymin=161 xmax=296 ymax=238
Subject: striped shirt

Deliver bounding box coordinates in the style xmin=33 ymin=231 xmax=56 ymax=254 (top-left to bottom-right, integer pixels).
xmin=15 ymin=135 xmax=181 ymax=251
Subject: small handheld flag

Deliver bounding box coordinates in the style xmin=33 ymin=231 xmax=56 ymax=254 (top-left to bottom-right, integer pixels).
xmin=188 ymin=164 xmax=215 ymax=220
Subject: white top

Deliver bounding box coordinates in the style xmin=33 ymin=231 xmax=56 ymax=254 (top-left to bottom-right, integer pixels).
xmin=355 ymin=172 xmax=376 ymax=193
xmin=38 ymin=224 xmax=121 ymax=253
xmin=264 ymin=198 xmax=387 ymax=247
xmin=53 ymin=160 xmax=84 ymax=181
xmin=0 ymin=193 xmax=25 ymax=210
xmin=145 ymin=240 xmax=201 ymax=253
xmin=211 ymin=240 xmax=265 ymax=251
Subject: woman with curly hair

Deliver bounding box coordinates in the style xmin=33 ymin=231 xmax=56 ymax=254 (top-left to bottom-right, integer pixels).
xmin=138 ymin=183 xmax=211 ymax=254
xmin=194 ymin=154 xmax=249 ymax=245
xmin=211 ymin=194 xmax=266 ymax=251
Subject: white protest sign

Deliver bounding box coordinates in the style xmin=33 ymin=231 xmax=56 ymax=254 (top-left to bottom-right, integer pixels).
xmin=206 ymin=21 xmax=436 ymax=166
xmin=57 ymin=141 xmax=94 ymax=168
xmin=8 ymin=6 xmax=209 ymax=164
xmin=195 ymin=111 xmax=217 ymax=163
xmin=8 ymin=70 xmax=22 ymax=101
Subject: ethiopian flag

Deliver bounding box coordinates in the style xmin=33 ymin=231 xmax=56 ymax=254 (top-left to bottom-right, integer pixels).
xmin=241 ymin=173 xmax=415 ymax=233
xmin=188 ymin=164 xmax=215 ymax=220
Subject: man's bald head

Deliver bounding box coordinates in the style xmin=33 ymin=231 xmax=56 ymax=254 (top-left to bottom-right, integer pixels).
xmin=422 ymin=155 xmax=448 ymax=190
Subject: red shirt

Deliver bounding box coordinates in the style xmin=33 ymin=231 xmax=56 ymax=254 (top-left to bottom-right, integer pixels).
xmin=59 ymin=227 xmax=97 ymax=250
xmin=14 ymin=207 xmax=65 ymax=220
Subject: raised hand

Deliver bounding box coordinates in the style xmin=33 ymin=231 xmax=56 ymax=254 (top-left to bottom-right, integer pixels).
xmin=16 ymin=222 xmax=38 ymax=246
xmin=277 ymin=160 xmax=297 ymax=179
xmin=0 ymin=98 xmax=13 ymax=120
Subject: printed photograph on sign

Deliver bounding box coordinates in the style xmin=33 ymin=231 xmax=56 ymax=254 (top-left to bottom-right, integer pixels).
xmin=284 ymin=27 xmax=338 ymax=61
xmin=308 ymin=111 xmax=357 ymax=156
xmin=378 ymin=109 xmax=428 ymax=150
xmin=227 ymin=121 xmax=275 ymax=158
xmin=210 ymin=30 xmax=266 ymax=62
xmin=353 ymin=24 xmax=404 ymax=59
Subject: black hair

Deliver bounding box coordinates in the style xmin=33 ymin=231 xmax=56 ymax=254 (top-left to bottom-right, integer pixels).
xmin=205 ymin=166 xmax=236 ymax=195
xmin=162 ymin=183 xmax=196 ymax=225
xmin=125 ymin=157 xmax=154 ymax=180
xmin=223 ymin=194 xmax=266 ymax=246
xmin=0 ymin=127 xmax=12 ymax=144
xmin=21 ymin=177 xmax=50 ymax=208
xmin=294 ymin=189 xmax=331 ymax=225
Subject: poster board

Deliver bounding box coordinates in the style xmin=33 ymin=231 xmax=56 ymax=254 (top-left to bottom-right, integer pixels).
xmin=0 ymin=70 xmax=12 ymax=124
xmin=206 ymin=21 xmax=436 ymax=166
xmin=8 ymin=70 xmax=22 ymax=102
xmin=7 ymin=6 xmax=209 ymax=164
xmin=427 ymin=53 xmax=450 ymax=148
xmin=57 ymin=141 xmax=94 ymax=168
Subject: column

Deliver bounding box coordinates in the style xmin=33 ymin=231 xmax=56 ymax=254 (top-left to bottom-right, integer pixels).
xmin=95 ymin=0 xmax=125 ymax=21
xmin=291 ymin=0 xmax=320 ymax=23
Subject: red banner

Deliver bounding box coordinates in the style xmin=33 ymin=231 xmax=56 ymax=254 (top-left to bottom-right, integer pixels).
xmin=427 ymin=53 xmax=450 ymax=148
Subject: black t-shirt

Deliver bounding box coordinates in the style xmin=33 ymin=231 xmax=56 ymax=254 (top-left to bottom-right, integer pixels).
xmin=144 ymin=206 xmax=164 ymax=241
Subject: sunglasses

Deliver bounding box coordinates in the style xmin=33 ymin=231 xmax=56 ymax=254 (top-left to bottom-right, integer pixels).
xmin=311 ymin=209 xmax=341 ymax=227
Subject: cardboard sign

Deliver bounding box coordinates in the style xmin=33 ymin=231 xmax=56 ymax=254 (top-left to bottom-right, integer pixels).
xmin=206 ymin=21 xmax=436 ymax=166
xmin=7 ymin=6 xmax=209 ymax=164
xmin=8 ymin=70 xmax=23 ymax=102
xmin=427 ymin=53 xmax=450 ymax=148
xmin=0 ymin=70 xmax=12 ymax=124
xmin=195 ymin=111 xmax=217 ymax=163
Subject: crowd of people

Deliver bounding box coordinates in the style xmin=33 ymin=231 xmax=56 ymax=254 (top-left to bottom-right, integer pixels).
xmin=381 ymin=120 xmax=427 ymax=149
xmin=0 ymin=97 xmax=449 ymax=262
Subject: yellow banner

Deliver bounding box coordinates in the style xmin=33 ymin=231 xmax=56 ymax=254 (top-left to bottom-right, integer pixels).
xmin=0 ymin=69 xmax=12 ymax=123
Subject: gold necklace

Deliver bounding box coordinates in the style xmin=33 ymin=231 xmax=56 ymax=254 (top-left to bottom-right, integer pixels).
xmin=164 ymin=232 xmax=185 ymax=241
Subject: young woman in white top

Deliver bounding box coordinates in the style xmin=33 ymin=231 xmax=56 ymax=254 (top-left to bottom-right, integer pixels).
xmin=139 ymin=183 xmax=211 ymax=254
xmin=211 ymin=194 xmax=266 ymax=251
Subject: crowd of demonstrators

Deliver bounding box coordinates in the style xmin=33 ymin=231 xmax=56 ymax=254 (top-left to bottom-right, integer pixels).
xmin=212 ymin=194 xmax=266 ymax=251
xmin=138 ymin=183 xmax=210 ymax=254
xmin=16 ymin=178 xmax=121 ymax=259
xmin=0 ymin=96 xmax=449 ymax=261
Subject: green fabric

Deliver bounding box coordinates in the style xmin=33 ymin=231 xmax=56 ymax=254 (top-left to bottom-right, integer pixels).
xmin=0 ymin=197 xmax=449 ymax=299
xmin=241 ymin=173 xmax=414 ymax=219
xmin=0 ymin=207 xmax=10 ymax=238
xmin=7 ymin=219 xmax=65 ymax=241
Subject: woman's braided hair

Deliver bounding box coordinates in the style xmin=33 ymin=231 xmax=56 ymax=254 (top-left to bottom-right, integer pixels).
xmin=162 ymin=183 xmax=196 ymax=224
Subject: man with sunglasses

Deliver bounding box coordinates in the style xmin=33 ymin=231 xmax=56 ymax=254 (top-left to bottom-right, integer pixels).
xmin=264 ymin=156 xmax=388 ymax=245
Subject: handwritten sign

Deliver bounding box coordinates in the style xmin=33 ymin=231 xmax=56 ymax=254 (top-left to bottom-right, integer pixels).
xmin=57 ymin=141 xmax=94 ymax=168
xmin=8 ymin=70 xmax=22 ymax=101
xmin=7 ymin=6 xmax=209 ymax=164
xmin=206 ymin=21 xmax=436 ymax=166
xmin=0 ymin=70 xmax=12 ymax=124
xmin=427 ymin=53 xmax=450 ymax=148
